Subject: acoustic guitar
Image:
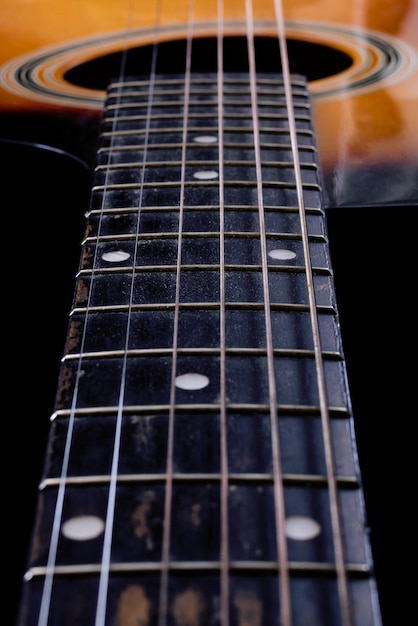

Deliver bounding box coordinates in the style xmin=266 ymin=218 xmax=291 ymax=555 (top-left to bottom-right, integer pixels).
xmin=2 ymin=1 xmax=416 ymax=625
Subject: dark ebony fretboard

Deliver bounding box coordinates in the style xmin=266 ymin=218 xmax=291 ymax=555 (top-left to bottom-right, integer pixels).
xmin=17 ymin=75 xmax=382 ymax=626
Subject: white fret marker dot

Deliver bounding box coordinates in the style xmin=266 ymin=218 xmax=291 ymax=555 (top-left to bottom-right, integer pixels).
xmin=102 ymin=250 xmax=130 ymax=262
xmin=193 ymin=170 xmax=218 ymax=180
xmin=175 ymin=372 xmax=210 ymax=390
xmin=193 ymin=135 xmax=217 ymax=144
xmin=62 ymin=515 xmax=105 ymax=541
xmin=285 ymin=515 xmax=321 ymax=540
xmin=268 ymin=248 xmax=297 ymax=260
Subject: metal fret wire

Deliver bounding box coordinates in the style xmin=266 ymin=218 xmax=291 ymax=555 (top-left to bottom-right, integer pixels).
xmin=35 ymin=1 xmax=138 ymax=623
xmin=245 ymin=1 xmax=291 ymax=625
xmin=217 ymin=1 xmax=230 ymax=624
xmin=272 ymin=0 xmax=352 ymax=625
xmin=158 ymin=1 xmax=194 ymax=623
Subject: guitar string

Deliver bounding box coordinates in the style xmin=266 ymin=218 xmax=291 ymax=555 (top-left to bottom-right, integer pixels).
xmin=244 ymin=1 xmax=292 ymax=624
xmin=94 ymin=1 xmax=163 ymax=624
xmin=271 ymin=0 xmax=353 ymax=624
xmin=35 ymin=1 xmax=140 ymax=623
xmin=216 ymin=0 xmax=230 ymax=624
xmin=158 ymin=0 xmax=195 ymax=622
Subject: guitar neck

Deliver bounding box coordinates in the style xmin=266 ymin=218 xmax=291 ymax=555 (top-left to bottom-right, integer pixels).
xmin=17 ymin=73 xmax=381 ymax=626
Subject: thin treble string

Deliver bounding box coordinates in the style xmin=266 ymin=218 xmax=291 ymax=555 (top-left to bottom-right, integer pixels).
xmin=216 ymin=0 xmax=229 ymax=624
xmin=35 ymin=2 xmax=140 ymax=625
xmin=244 ymin=1 xmax=292 ymax=625
xmin=272 ymin=1 xmax=352 ymax=625
xmin=158 ymin=1 xmax=195 ymax=623
xmin=94 ymin=0 xmax=163 ymax=623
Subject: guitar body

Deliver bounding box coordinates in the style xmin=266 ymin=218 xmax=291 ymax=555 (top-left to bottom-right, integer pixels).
xmin=1 ymin=0 xmax=417 ymax=206
xmin=3 ymin=1 xmax=417 ymax=625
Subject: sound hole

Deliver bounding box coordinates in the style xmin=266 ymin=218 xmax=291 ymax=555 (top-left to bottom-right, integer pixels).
xmin=64 ymin=36 xmax=352 ymax=89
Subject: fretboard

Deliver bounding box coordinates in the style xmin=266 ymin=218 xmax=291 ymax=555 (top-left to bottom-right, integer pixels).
xmin=17 ymin=74 xmax=381 ymax=626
